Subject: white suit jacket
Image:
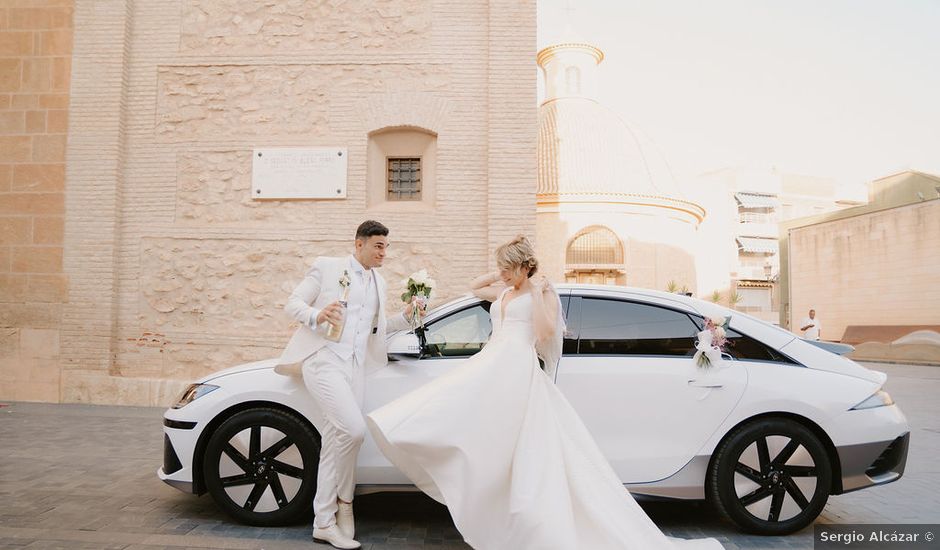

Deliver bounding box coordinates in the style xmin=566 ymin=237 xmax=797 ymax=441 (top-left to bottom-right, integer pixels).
xmin=277 ymin=256 xmax=410 ymax=367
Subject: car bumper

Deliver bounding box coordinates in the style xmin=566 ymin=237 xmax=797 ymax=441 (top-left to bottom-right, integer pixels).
xmin=157 ymin=465 xmax=194 ymax=494
xmin=837 ymin=430 xmax=910 ymax=493
xmin=831 ymin=402 xmax=910 ymax=494
xmin=159 ymin=414 xmax=201 ymax=494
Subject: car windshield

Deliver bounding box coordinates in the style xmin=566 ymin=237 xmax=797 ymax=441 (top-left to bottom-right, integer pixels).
xmin=422 ymin=303 xmax=492 ymax=358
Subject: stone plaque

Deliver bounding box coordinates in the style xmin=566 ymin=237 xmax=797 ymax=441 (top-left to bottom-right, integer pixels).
xmin=251 ymin=147 xmax=347 ymax=199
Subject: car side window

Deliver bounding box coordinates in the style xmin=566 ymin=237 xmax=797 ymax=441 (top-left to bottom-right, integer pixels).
xmin=689 ymin=316 xmax=797 ymax=364
xmin=422 ymin=304 xmax=492 ymax=358
xmin=578 ymin=298 xmax=700 ymax=356
xmin=724 ymin=328 xmax=796 ymax=363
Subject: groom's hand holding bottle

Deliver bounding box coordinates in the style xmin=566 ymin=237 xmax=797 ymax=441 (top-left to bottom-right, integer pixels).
xmin=316 ymin=301 xmax=344 ymax=326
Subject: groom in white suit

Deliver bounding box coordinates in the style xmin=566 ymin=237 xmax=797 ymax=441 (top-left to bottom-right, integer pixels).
xmin=279 ymin=220 xmax=416 ymax=549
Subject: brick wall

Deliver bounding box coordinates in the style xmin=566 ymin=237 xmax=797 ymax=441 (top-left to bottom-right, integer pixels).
xmin=3 ymin=0 xmax=537 ymax=405
xmin=0 ymin=0 xmax=73 ymax=402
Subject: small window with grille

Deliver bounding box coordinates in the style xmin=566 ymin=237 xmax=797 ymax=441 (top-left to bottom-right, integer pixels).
xmin=387 ymin=157 xmax=422 ymax=200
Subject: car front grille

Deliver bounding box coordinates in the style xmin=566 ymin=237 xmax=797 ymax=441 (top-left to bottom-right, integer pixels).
xmin=163 ymin=434 xmax=183 ymax=475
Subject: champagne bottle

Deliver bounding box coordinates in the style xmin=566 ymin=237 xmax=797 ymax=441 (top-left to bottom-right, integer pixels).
xmin=325 ymin=283 xmax=350 ymax=342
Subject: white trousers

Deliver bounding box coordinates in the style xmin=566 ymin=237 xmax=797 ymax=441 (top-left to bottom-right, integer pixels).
xmin=302 ymin=348 xmax=366 ymax=529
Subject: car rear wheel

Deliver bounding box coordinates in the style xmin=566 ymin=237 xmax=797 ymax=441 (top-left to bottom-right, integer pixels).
xmin=203 ymin=407 xmax=320 ymax=526
xmin=708 ymin=417 xmax=831 ymax=535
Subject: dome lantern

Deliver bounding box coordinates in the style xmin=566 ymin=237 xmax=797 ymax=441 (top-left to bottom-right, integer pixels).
xmin=537 ymin=41 xmax=604 ymax=102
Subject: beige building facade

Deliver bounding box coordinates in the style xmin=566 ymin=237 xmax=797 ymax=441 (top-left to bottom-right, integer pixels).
xmin=535 ymin=39 xmax=705 ymax=292
xmin=531 ymin=34 xmax=859 ymax=317
xmin=1 ymin=0 xmax=537 ymax=405
xmin=691 ymin=167 xmax=862 ymax=322
xmin=780 ymin=170 xmax=940 ymax=363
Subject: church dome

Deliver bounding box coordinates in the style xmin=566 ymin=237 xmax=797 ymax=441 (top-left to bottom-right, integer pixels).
xmin=539 ymin=97 xmax=669 ymax=197
xmin=536 ymin=41 xmax=705 ymax=223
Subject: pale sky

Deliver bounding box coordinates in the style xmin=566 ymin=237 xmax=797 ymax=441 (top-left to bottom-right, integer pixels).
xmin=537 ymin=0 xmax=940 ymax=196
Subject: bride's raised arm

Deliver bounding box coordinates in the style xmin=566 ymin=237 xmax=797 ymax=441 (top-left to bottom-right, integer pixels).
xmin=470 ymin=271 xmax=505 ymax=303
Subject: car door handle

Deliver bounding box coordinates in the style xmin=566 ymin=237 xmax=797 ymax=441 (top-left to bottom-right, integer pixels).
xmin=688 ymin=379 xmax=724 ymax=389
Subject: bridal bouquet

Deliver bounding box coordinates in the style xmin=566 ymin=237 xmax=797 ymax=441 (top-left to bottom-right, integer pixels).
xmin=693 ymin=315 xmax=730 ymax=369
xmin=401 ymin=269 xmax=435 ymax=329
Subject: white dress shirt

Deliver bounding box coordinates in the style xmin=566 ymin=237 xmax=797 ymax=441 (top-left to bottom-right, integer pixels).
xmin=325 ymin=255 xmax=379 ymax=364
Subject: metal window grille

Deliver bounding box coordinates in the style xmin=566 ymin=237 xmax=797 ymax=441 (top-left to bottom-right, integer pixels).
xmin=566 ymin=226 xmax=624 ymax=265
xmin=387 ymin=157 xmax=422 ymax=200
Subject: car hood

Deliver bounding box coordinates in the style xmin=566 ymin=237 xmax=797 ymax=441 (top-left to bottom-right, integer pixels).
xmin=198 ymin=358 xmax=279 ymax=383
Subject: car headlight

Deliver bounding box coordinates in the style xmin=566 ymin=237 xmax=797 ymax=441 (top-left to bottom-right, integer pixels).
xmin=172 ymin=383 xmax=219 ymax=409
xmin=851 ymin=389 xmax=894 ymax=410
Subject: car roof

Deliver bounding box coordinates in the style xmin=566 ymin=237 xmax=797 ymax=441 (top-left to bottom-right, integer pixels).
xmin=437 ymin=283 xmax=733 ymax=320
xmin=555 ymin=283 xmax=729 ymax=318
xmin=556 ymin=283 xmax=695 ymax=302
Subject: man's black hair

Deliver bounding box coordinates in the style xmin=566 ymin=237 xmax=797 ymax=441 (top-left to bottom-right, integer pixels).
xmin=355 ymin=220 xmax=389 ymax=240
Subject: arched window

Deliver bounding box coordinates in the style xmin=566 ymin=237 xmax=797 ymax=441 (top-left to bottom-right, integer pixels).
xmin=565 ymin=226 xmax=625 ymax=285
xmin=367 ymin=126 xmax=437 ymax=208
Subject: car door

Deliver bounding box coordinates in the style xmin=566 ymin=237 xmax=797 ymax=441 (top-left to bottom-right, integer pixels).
xmin=357 ymin=302 xmax=495 ymax=483
xmin=555 ymin=296 xmax=747 ymax=483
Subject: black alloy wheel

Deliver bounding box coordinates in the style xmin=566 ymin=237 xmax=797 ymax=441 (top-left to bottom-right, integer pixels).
xmin=203 ymin=407 xmax=320 ymax=526
xmin=708 ymin=417 xmax=832 ymax=535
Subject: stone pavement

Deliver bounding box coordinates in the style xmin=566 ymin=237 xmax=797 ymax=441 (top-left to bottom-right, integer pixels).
xmin=1 ymin=362 xmax=938 ymax=549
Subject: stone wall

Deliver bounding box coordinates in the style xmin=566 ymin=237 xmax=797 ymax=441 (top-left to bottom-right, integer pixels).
xmin=0 ymin=0 xmax=73 ymax=402
xmin=3 ymin=0 xmax=537 ymax=406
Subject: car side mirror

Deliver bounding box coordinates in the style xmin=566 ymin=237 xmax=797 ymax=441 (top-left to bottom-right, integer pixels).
xmin=387 ymin=331 xmax=421 ymax=359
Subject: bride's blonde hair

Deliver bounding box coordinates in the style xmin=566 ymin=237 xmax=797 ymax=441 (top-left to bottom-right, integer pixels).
xmin=495 ymin=235 xmax=538 ymax=278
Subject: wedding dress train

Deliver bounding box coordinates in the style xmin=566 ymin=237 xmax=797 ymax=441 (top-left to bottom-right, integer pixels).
xmin=366 ymin=288 xmax=724 ymax=550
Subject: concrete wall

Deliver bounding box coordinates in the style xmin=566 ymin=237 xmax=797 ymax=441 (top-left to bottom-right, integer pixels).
xmin=786 ymin=198 xmax=940 ymax=342
xmin=1 ymin=0 xmax=537 ymax=406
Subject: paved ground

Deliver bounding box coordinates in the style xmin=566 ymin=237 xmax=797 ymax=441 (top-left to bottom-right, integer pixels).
xmin=1 ymin=361 xmax=938 ymax=550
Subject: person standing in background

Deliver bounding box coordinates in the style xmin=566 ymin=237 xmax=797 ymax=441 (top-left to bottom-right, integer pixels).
xmin=800 ymin=309 xmax=821 ymax=340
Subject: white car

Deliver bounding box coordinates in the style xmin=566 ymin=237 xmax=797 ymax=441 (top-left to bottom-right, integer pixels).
xmin=159 ymin=285 xmax=909 ymax=535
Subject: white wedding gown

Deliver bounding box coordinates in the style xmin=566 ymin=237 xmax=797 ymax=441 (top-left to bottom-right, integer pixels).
xmin=366 ymin=288 xmax=725 ymax=550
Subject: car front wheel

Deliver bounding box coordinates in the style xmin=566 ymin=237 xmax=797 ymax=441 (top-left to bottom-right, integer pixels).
xmin=708 ymin=417 xmax=832 ymax=535
xmin=203 ymin=407 xmax=320 ymax=526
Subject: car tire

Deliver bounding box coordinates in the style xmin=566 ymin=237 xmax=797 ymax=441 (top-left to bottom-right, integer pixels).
xmin=203 ymin=407 xmax=320 ymax=526
xmin=707 ymin=417 xmax=831 ymax=535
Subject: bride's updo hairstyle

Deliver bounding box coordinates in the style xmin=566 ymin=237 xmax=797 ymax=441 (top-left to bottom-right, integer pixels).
xmin=496 ymin=235 xmax=538 ymax=278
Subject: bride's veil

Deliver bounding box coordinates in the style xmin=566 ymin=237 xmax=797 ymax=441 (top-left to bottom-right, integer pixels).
xmin=534 ymin=282 xmax=566 ymax=380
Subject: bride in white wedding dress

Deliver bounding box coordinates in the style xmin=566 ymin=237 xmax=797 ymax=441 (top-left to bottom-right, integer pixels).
xmin=365 ymin=236 xmax=724 ymax=550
